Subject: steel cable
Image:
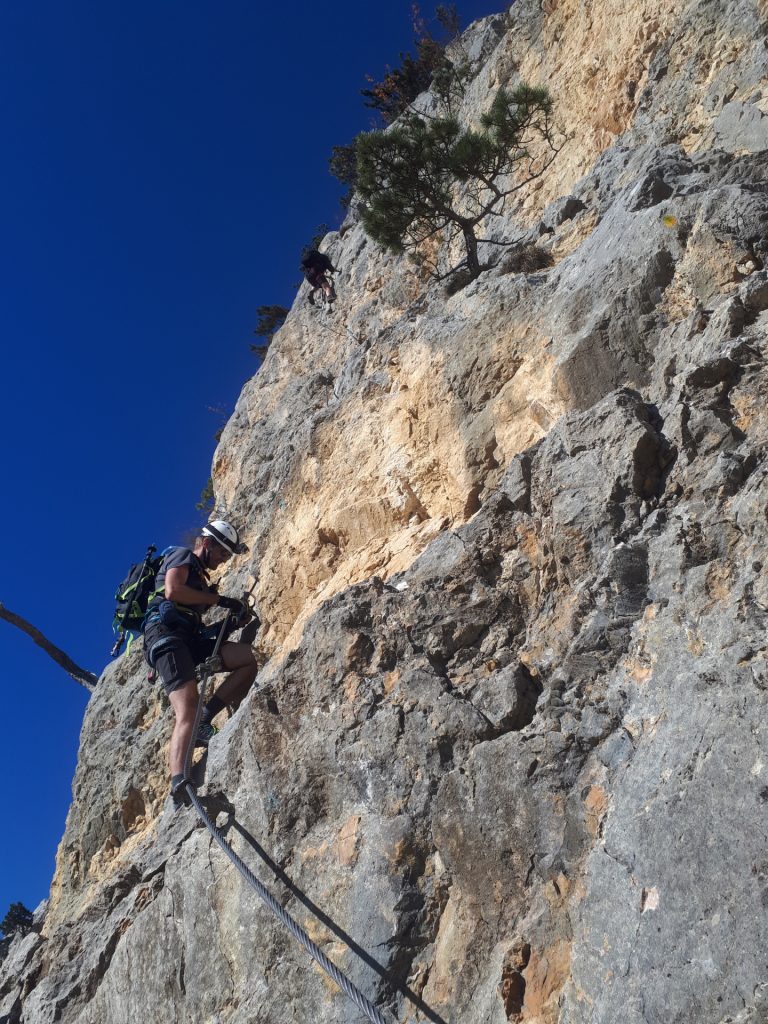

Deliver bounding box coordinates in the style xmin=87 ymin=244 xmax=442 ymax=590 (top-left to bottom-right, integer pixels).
xmin=179 ymin=618 xmax=390 ymax=1024
xmin=186 ymin=785 xmax=389 ymax=1024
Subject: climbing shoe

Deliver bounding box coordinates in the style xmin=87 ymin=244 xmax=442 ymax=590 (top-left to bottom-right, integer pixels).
xmin=171 ymin=776 xmax=196 ymax=809
xmin=195 ymin=720 xmax=218 ymax=749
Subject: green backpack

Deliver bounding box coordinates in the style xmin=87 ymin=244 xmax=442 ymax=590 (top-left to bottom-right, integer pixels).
xmin=111 ymin=545 xmax=163 ymax=655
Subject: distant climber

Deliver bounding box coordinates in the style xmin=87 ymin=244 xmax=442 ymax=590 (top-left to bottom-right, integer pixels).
xmin=142 ymin=520 xmax=258 ymax=807
xmin=301 ymin=248 xmax=337 ymax=307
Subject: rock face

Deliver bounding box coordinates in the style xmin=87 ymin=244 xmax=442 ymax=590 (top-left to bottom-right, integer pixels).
xmin=3 ymin=2 xmax=768 ymax=1022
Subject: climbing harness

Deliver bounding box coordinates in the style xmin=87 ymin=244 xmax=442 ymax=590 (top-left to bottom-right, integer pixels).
xmin=178 ymin=615 xmax=390 ymax=1024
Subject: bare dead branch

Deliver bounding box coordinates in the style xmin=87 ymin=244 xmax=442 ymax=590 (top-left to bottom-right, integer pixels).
xmin=0 ymin=602 xmax=97 ymax=691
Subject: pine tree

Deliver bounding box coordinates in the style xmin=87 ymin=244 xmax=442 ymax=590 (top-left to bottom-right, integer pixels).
xmin=250 ymin=304 xmax=289 ymax=359
xmin=328 ymin=144 xmax=358 ymax=208
xmin=330 ymin=5 xmax=464 ymax=209
xmin=360 ymin=4 xmax=462 ymax=124
xmin=196 ymin=477 xmax=215 ymax=513
xmin=355 ymin=84 xmax=563 ymax=280
xmin=0 ymin=902 xmax=34 ymax=940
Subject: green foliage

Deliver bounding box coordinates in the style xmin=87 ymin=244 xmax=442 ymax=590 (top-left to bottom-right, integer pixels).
xmin=430 ymin=55 xmax=472 ymax=113
xmin=435 ymin=3 xmax=461 ymax=37
xmin=329 ymin=143 xmax=358 ymax=208
xmin=361 ymin=4 xmax=463 ymax=124
xmin=362 ymin=39 xmax=445 ymax=124
xmin=250 ymin=341 xmax=271 ymax=360
xmin=250 ymin=304 xmax=288 ymax=360
xmin=205 ymin=403 xmax=230 ymax=441
xmin=252 ymin=304 xmax=288 ymax=342
xmin=0 ymin=903 xmax=34 ymax=941
xmin=330 ymin=5 xmax=465 ymax=211
xmin=481 ymin=84 xmax=553 ymax=148
xmin=196 ymin=478 xmax=214 ymax=513
xmin=355 ymin=83 xmax=563 ymax=279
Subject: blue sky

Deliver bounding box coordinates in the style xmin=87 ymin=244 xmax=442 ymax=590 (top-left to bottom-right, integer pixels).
xmin=0 ymin=0 xmax=503 ymax=920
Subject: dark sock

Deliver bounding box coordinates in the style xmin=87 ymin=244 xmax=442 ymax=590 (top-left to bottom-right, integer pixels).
xmin=202 ymin=696 xmax=225 ymax=722
xmin=171 ymin=773 xmax=186 ymax=791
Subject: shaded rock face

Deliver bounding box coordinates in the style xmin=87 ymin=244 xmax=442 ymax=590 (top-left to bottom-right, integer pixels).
xmin=3 ymin=2 xmax=768 ymax=1023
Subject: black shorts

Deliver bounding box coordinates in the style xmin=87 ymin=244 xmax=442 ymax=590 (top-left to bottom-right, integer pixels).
xmin=145 ymin=628 xmax=217 ymax=695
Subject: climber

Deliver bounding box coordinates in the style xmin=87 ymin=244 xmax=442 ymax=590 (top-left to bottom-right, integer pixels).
xmin=300 ymin=248 xmax=337 ymax=306
xmin=142 ymin=520 xmax=258 ymax=807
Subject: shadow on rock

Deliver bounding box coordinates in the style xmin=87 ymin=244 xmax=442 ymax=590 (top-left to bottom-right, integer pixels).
xmin=208 ymin=807 xmax=449 ymax=1024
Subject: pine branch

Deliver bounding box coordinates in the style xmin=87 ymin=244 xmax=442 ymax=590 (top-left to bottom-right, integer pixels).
xmin=0 ymin=602 xmax=97 ymax=691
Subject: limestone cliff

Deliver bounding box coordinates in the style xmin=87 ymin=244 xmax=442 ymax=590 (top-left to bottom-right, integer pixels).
xmin=3 ymin=2 xmax=768 ymax=1022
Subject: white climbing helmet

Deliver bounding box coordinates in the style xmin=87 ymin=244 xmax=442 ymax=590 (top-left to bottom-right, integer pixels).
xmin=202 ymin=519 xmax=242 ymax=556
